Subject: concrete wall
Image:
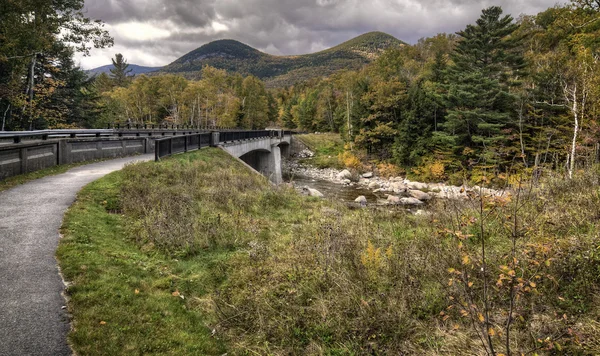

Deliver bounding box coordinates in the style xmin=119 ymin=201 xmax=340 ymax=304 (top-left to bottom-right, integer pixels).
xmin=220 ymin=135 xmax=291 ymax=184
xmin=0 ymin=137 xmax=150 ymax=180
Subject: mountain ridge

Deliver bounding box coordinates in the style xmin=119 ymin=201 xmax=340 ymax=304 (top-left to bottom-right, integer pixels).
xmin=88 ymin=32 xmax=405 ymax=87
xmin=162 ymin=31 xmax=405 ymax=86
xmin=85 ymin=64 xmax=160 ymax=76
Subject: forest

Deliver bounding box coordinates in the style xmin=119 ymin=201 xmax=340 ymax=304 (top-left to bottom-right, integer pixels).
xmin=1 ymin=0 xmax=599 ymax=183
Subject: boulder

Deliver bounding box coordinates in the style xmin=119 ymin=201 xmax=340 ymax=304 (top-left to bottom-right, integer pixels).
xmin=387 ymin=195 xmax=401 ymax=204
xmin=362 ymin=172 xmax=374 ymax=178
xmin=409 ymin=189 xmax=432 ymax=201
xmin=368 ymin=182 xmax=380 ymax=189
xmin=355 ymin=196 xmax=367 ymax=205
xmin=401 ymin=197 xmax=424 ymax=205
xmin=341 ymin=179 xmax=352 ymax=185
xmin=407 ymin=181 xmax=428 ymax=190
xmin=303 ymin=186 xmax=324 ymax=198
xmin=337 ymin=169 xmax=352 ymax=180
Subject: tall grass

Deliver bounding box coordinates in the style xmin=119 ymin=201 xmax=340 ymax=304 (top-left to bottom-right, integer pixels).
xmin=59 ymin=148 xmax=600 ymax=355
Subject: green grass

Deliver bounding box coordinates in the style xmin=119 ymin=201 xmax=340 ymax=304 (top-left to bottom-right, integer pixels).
xmin=296 ymin=133 xmax=345 ymax=169
xmin=57 ymin=148 xmax=600 ymax=355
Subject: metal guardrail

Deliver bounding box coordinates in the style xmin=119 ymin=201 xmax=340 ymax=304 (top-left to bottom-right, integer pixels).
xmin=0 ymin=129 xmax=209 ymax=144
xmin=155 ymin=133 xmax=213 ymax=161
xmin=219 ymin=130 xmax=271 ymax=143
xmin=155 ymin=130 xmax=289 ymax=161
xmin=0 ymin=129 xmax=114 ymax=143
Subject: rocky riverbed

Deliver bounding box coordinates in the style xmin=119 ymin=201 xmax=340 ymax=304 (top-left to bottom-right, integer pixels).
xmin=284 ymin=148 xmax=505 ymax=206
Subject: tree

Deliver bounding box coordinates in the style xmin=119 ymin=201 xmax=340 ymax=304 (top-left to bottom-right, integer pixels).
xmin=110 ymin=53 xmax=132 ymax=87
xmin=443 ymin=6 xmax=526 ymax=170
xmin=0 ymin=0 xmax=112 ymax=129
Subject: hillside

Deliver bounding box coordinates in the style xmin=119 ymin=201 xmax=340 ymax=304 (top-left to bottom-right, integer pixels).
xmin=86 ymin=64 xmax=160 ymax=76
xmin=160 ymin=32 xmax=405 ymax=87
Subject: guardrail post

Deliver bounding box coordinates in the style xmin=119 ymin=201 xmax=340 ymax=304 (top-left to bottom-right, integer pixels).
xmin=210 ymin=132 xmax=219 ymax=147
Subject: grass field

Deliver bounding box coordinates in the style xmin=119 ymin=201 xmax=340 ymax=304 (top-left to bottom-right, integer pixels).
xmin=57 ymin=148 xmax=600 ymax=355
xmin=295 ymin=133 xmax=346 ymax=169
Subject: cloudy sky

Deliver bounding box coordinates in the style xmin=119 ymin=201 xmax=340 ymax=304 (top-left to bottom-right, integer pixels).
xmin=75 ymin=0 xmax=564 ymax=69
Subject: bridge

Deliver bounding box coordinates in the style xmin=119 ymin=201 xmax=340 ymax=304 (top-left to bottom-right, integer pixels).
xmin=0 ymin=128 xmax=294 ymax=184
xmin=154 ymin=130 xmax=292 ymax=184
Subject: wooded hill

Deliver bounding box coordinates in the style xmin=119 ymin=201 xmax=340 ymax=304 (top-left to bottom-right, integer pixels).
xmin=158 ymin=32 xmax=405 ymax=87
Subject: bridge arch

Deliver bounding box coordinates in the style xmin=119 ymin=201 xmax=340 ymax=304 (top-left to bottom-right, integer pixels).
xmin=220 ymin=133 xmax=292 ymax=184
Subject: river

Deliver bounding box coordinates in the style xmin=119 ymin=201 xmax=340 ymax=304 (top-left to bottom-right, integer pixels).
xmin=283 ymin=171 xmax=383 ymax=203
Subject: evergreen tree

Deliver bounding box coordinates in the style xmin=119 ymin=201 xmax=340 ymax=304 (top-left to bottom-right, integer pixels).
xmin=110 ymin=53 xmax=132 ymax=87
xmin=443 ymin=6 xmax=525 ymax=168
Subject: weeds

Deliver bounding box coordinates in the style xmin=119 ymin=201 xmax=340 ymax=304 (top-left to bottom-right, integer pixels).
xmin=59 ymin=148 xmax=600 ymax=355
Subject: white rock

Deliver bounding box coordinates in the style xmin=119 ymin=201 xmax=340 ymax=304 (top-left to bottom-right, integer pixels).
xmin=303 ymin=187 xmax=324 ymax=198
xmin=355 ymin=196 xmax=367 ymax=204
xmin=362 ymin=172 xmax=374 ymax=178
xmin=337 ymin=169 xmax=352 ymax=180
xmin=407 ymin=181 xmax=428 ymax=190
xmin=341 ymin=179 xmax=352 ymax=185
xmin=387 ymin=195 xmax=401 ymax=204
xmin=390 ymin=182 xmax=405 ymax=191
xmin=409 ymin=189 xmax=432 ymax=201
xmin=368 ymin=182 xmax=380 ymax=189
xmin=401 ymin=197 xmax=424 ymax=205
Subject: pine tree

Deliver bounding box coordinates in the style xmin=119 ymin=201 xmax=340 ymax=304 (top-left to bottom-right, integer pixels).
xmin=443 ymin=6 xmax=525 ymax=168
xmin=110 ymin=53 xmax=132 ymax=87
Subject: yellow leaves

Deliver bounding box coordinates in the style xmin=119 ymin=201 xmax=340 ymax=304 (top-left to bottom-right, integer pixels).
xmin=99 ymin=321 xmax=107 ymax=325
xmin=488 ymin=327 xmax=496 ymax=336
xmin=529 ymin=281 xmax=537 ymax=288
xmin=134 ymin=289 xmax=140 ymax=295
xmin=462 ymin=255 xmax=470 ymax=265
xmin=361 ymin=241 xmax=383 ymax=272
xmin=460 ymin=309 xmax=469 ymax=317
xmin=447 ymin=268 xmax=456 ymax=274
xmin=468 ymin=282 xmax=474 ymax=288
xmin=385 ymin=246 xmax=393 ymax=259
xmin=478 ymin=313 xmax=485 ymax=323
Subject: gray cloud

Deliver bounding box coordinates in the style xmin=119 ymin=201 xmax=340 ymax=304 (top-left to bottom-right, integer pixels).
xmin=76 ymin=0 xmax=565 ymax=69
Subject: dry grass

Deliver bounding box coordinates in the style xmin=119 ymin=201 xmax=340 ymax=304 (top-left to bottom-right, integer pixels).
xmin=59 ymin=148 xmax=600 ymax=355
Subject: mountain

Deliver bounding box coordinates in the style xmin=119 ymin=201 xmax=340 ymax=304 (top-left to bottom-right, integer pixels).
xmin=160 ymin=32 xmax=405 ymax=87
xmin=86 ymin=64 xmax=160 ymax=76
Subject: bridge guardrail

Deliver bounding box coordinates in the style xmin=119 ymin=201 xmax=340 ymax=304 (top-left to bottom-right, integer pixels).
xmin=155 ymin=130 xmax=288 ymax=161
xmin=155 ymin=133 xmax=212 ymax=161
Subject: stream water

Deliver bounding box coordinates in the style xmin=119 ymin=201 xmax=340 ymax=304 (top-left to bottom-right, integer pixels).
xmin=283 ymin=171 xmax=382 ymax=203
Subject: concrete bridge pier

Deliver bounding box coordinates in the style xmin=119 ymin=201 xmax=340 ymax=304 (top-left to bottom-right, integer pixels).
xmin=220 ymin=133 xmax=291 ymax=184
xmin=238 ymin=144 xmax=282 ymax=184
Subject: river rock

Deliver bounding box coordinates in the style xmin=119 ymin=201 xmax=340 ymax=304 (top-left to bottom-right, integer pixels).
xmin=368 ymin=182 xmax=380 ymax=189
xmin=337 ymin=169 xmax=352 ymax=180
xmin=409 ymin=189 xmax=432 ymax=201
xmin=401 ymin=197 xmax=424 ymax=205
xmin=341 ymin=179 xmax=352 ymax=185
xmin=303 ymin=186 xmax=324 ymax=198
xmin=355 ymin=196 xmax=367 ymax=205
xmin=406 ymin=181 xmax=428 ymax=190
xmin=362 ymin=172 xmax=374 ymax=178
xmin=387 ymin=195 xmax=401 ymax=204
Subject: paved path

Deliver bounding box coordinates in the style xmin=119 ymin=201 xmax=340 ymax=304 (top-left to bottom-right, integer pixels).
xmin=0 ymin=155 xmax=153 ymax=356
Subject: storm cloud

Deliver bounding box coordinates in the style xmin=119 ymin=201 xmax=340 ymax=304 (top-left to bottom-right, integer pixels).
xmin=76 ymin=0 xmax=564 ymax=69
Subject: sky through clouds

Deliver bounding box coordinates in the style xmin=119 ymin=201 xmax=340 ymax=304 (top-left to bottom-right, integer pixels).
xmin=76 ymin=0 xmax=564 ymax=69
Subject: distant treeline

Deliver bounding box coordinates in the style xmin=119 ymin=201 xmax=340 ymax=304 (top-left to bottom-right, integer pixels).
xmin=1 ymin=1 xmax=599 ymax=182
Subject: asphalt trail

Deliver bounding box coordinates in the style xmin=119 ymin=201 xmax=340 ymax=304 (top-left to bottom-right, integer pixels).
xmin=0 ymin=155 xmax=153 ymax=355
